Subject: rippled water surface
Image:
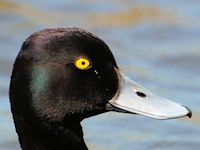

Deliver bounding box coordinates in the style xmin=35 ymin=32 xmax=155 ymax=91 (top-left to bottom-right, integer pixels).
xmin=0 ymin=0 xmax=200 ymax=150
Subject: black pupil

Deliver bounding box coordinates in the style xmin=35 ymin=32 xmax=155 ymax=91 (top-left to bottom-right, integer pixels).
xmin=136 ymin=91 xmax=147 ymax=98
xmin=82 ymin=61 xmax=86 ymax=65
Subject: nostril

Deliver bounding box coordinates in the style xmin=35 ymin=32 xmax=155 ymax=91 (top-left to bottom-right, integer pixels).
xmin=136 ymin=91 xmax=147 ymax=98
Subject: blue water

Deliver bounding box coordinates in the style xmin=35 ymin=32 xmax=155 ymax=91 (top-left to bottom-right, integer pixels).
xmin=0 ymin=0 xmax=200 ymax=149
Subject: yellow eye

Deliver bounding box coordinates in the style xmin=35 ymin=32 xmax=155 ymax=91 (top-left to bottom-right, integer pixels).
xmin=74 ymin=58 xmax=92 ymax=70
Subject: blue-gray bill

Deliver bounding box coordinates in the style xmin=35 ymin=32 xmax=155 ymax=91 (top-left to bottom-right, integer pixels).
xmin=109 ymin=71 xmax=192 ymax=120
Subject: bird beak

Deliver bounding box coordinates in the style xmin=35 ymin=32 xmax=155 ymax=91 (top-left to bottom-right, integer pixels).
xmin=108 ymin=70 xmax=192 ymax=120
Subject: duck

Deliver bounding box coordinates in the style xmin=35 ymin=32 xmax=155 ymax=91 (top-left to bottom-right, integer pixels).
xmin=9 ymin=27 xmax=192 ymax=150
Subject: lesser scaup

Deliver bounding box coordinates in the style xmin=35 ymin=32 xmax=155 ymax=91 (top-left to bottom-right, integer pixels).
xmin=9 ymin=28 xmax=191 ymax=150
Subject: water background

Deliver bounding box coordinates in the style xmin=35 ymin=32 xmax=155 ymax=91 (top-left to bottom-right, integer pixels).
xmin=0 ymin=0 xmax=200 ymax=149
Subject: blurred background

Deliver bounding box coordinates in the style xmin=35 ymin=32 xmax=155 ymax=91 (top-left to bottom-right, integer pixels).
xmin=0 ymin=0 xmax=200 ymax=150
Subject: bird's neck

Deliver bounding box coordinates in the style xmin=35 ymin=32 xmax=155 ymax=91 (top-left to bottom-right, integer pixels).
xmin=14 ymin=116 xmax=88 ymax=150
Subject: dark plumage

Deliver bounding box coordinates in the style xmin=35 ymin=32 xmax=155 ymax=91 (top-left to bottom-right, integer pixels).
xmin=10 ymin=28 xmax=120 ymax=150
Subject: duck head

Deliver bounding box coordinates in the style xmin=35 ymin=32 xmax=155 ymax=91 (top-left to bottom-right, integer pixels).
xmin=10 ymin=27 xmax=191 ymax=124
xmin=9 ymin=28 xmax=191 ymax=149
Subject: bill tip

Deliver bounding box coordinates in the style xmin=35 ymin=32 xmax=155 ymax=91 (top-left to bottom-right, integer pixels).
xmin=184 ymin=106 xmax=192 ymax=118
xmin=187 ymin=111 xmax=192 ymax=118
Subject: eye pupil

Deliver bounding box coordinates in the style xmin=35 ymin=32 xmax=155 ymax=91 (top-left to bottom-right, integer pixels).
xmin=82 ymin=62 xmax=86 ymax=65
